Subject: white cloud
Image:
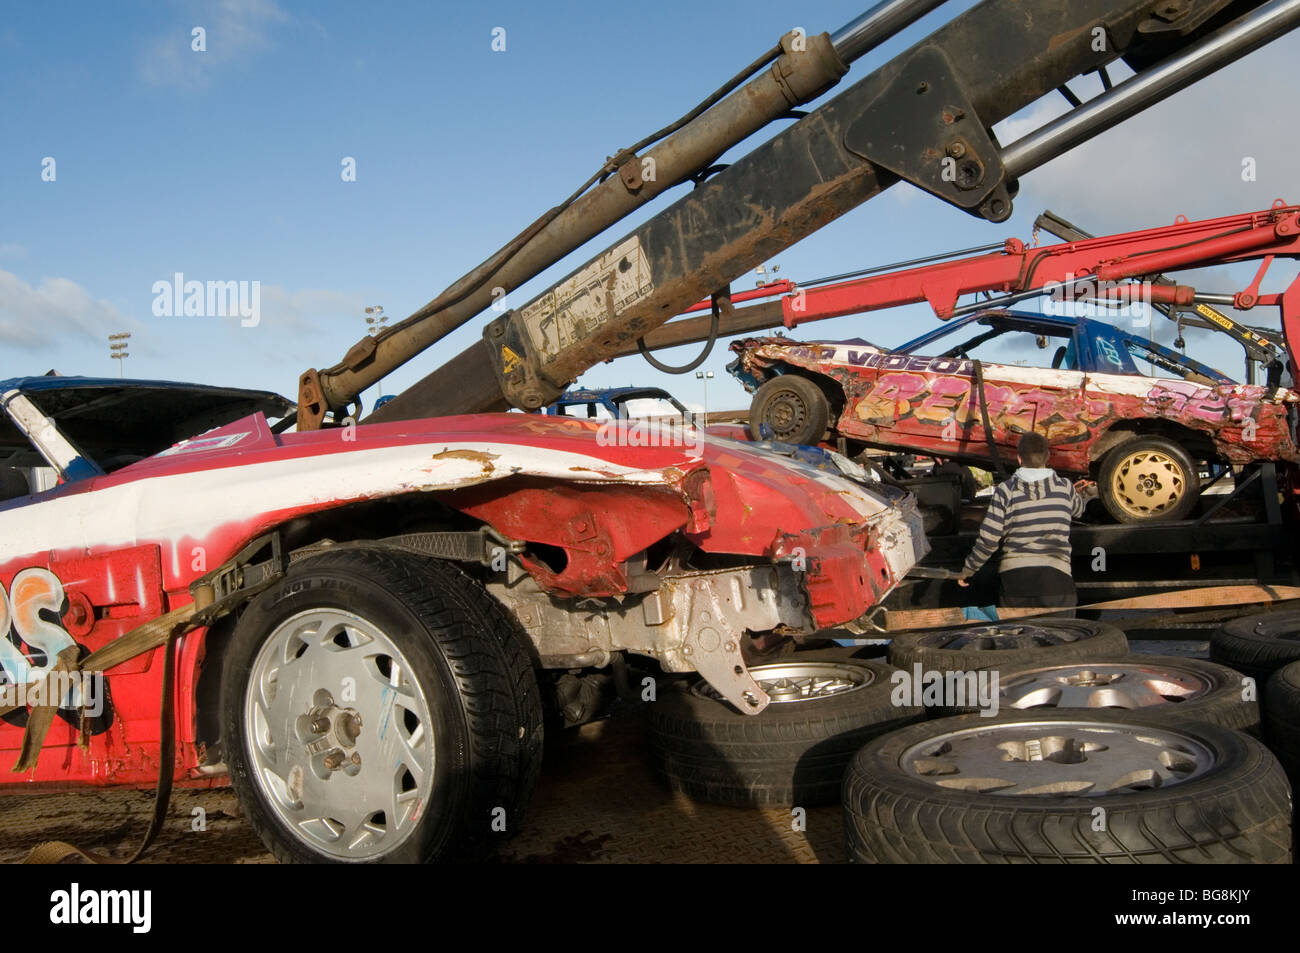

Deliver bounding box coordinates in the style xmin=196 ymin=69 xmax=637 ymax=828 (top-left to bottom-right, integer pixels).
xmin=255 ymin=285 xmax=366 ymax=334
xmin=0 ymin=270 xmax=135 ymax=349
xmin=137 ymin=0 xmax=290 ymax=90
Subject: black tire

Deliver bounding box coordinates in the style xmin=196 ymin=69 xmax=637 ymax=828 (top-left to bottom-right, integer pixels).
xmin=748 ymin=373 xmax=831 ymax=445
xmin=843 ymin=710 xmax=1292 ymax=864
xmin=1264 ymin=660 xmax=1300 ymax=784
xmin=937 ymin=654 xmax=1258 ymax=731
xmin=1211 ymin=610 xmax=1300 ymax=700
xmin=221 ymin=549 xmax=543 ymax=864
xmin=1097 ymin=436 xmax=1199 ymax=523
xmin=650 ymin=652 xmax=923 ymax=807
xmin=887 ymin=619 xmax=1128 ymax=677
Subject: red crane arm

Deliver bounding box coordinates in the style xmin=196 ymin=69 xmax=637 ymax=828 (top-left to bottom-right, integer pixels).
xmin=690 ymin=203 xmax=1300 ymax=379
xmin=778 ymin=205 xmax=1300 ymax=326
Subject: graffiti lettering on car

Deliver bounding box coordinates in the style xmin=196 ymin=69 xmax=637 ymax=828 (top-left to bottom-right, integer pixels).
xmin=850 ymin=370 xmax=1114 ymax=445
xmin=0 ymin=568 xmax=107 ymax=731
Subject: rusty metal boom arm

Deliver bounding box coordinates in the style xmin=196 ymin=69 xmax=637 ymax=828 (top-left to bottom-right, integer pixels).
xmin=340 ymin=0 xmax=1297 ymax=425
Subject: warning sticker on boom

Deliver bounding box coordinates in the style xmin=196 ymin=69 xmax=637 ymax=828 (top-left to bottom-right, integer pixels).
xmin=520 ymin=236 xmax=654 ymax=360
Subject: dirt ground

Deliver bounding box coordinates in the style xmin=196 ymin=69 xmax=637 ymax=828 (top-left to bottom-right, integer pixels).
xmin=0 ymin=705 xmax=843 ymax=864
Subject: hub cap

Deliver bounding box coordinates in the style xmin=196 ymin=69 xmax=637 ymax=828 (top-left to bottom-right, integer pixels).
xmin=1110 ymin=449 xmax=1187 ymax=519
xmin=765 ymin=390 xmax=809 ymax=440
xmin=1000 ymin=661 xmax=1212 ymax=711
xmin=243 ymin=608 xmax=435 ymax=860
xmin=694 ymin=660 xmax=871 ymax=705
xmin=900 ymin=720 xmax=1215 ymax=796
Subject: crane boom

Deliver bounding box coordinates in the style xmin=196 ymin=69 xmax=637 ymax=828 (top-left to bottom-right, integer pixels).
xmin=312 ymin=0 xmax=1299 ymax=427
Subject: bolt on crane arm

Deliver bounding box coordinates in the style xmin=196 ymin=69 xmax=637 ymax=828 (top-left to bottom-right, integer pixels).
xmin=315 ymin=0 xmax=1299 ymax=426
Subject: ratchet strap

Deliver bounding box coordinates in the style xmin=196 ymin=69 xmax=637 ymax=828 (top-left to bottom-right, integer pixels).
xmin=20 ymin=609 xmax=191 ymax=864
xmin=0 ymin=604 xmax=198 ymax=771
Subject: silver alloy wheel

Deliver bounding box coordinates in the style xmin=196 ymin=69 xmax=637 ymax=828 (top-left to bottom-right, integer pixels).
xmin=693 ymin=660 xmax=872 ymax=705
xmin=900 ymin=720 xmax=1215 ymax=796
xmin=999 ymin=661 xmax=1213 ymax=711
xmin=916 ymin=623 xmax=1091 ymax=652
xmin=243 ymin=608 xmax=435 ymax=860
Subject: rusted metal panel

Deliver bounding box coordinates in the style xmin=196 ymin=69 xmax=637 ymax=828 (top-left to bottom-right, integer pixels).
xmin=445 ymin=481 xmax=694 ymax=597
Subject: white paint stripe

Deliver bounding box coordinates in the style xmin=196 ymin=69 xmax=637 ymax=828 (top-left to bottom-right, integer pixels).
xmin=0 ymin=441 xmax=677 ymax=562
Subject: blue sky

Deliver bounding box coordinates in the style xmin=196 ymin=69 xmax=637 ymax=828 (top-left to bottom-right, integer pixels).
xmin=1 ymin=0 xmax=1297 ymax=416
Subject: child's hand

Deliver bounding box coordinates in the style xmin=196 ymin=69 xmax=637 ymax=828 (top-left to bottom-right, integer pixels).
xmin=956 ymin=576 xmax=970 ymax=588
xmin=1074 ymin=478 xmax=1098 ymax=500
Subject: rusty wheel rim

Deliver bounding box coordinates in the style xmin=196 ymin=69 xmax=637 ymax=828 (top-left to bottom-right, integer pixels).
xmin=1110 ymin=449 xmax=1187 ymax=519
xmin=765 ymin=389 xmax=810 ymax=441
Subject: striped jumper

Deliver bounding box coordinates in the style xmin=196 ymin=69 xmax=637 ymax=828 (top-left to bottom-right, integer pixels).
xmin=962 ymin=468 xmax=1085 ymax=578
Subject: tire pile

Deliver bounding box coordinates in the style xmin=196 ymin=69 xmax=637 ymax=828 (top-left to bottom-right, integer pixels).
xmin=650 ymin=614 xmax=1300 ymax=864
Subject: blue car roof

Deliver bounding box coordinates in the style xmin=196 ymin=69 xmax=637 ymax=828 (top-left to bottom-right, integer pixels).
xmin=555 ymin=386 xmax=674 ymax=402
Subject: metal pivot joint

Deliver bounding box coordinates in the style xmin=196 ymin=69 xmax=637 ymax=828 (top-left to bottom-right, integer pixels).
xmin=843 ymin=46 xmax=1015 ymax=222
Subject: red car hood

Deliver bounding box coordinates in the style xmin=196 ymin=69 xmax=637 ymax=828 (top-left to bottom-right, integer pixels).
xmin=3 ymin=412 xmax=923 ymax=624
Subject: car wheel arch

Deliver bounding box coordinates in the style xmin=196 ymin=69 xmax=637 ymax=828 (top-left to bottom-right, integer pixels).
xmin=186 ymin=499 xmax=515 ymax=762
xmin=1088 ymin=420 xmax=1217 ymax=472
xmin=763 ymin=363 xmax=848 ymax=419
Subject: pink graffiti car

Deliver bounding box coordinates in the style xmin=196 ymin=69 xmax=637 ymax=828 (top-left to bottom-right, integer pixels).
xmin=0 ymin=375 xmax=925 ymax=863
xmin=732 ymin=313 xmax=1300 ymax=524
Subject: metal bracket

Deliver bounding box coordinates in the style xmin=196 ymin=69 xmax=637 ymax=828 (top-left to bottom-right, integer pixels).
xmin=618 ymin=155 xmax=644 ymax=193
xmin=190 ymin=527 xmax=526 ymax=628
xmin=296 ymin=369 xmax=327 ymax=431
xmin=484 ymin=313 xmax=556 ymax=410
xmin=679 ymin=579 xmax=770 ymax=714
xmin=843 ymin=45 xmax=1015 ymax=222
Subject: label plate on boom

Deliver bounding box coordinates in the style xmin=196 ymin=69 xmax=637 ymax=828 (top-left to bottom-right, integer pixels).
xmin=520 ymin=236 xmax=654 ymax=360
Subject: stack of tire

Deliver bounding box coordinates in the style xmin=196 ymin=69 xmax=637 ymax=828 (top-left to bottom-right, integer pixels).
xmin=648 ymin=649 xmax=924 ymax=807
xmin=1211 ymin=610 xmax=1300 ymax=790
xmin=650 ymin=618 xmax=1294 ymax=864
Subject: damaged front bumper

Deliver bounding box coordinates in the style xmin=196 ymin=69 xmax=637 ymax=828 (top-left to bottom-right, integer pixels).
xmin=488 ymin=492 xmax=927 ymax=714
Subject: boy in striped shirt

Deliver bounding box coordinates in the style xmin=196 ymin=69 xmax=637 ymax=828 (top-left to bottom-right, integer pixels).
xmin=957 ymin=432 xmax=1097 ymax=608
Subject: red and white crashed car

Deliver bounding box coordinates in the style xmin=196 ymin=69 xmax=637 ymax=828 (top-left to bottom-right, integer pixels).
xmin=732 ymin=335 xmax=1300 ymax=523
xmin=0 ymin=376 xmax=923 ymax=862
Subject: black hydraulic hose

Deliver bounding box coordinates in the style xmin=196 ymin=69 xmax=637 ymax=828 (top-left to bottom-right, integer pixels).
xmin=637 ymin=287 xmax=729 ymax=373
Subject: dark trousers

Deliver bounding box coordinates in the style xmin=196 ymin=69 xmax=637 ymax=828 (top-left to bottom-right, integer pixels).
xmin=999 ymin=566 xmax=1077 ymax=609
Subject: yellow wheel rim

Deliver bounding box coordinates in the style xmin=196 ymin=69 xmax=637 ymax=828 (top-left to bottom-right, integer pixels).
xmin=1110 ymin=449 xmax=1187 ymax=519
